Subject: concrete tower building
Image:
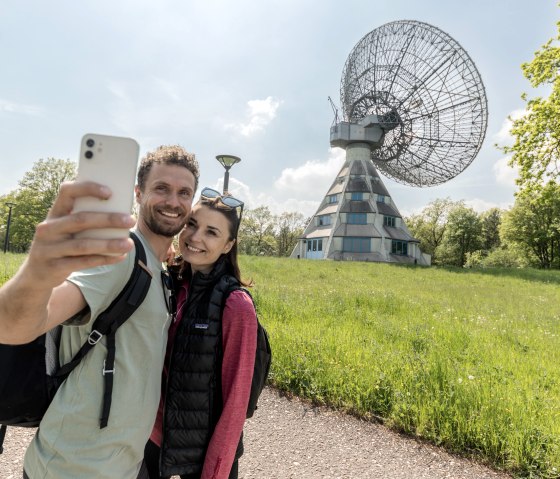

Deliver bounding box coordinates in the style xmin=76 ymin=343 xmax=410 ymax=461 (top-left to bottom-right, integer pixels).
xmin=291 ymin=126 xmax=431 ymax=265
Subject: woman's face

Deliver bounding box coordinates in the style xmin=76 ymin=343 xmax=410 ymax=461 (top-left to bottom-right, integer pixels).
xmin=179 ymin=203 xmax=235 ymax=275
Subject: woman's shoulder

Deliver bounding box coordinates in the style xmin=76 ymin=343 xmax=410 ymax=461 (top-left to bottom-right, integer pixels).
xmin=226 ymin=288 xmax=254 ymax=307
xmin=224 ymin=288 xmax=256 ymax=320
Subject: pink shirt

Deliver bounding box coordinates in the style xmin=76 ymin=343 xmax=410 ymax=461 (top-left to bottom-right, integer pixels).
xmin=150 ymin=283 xmax=257 ymax=479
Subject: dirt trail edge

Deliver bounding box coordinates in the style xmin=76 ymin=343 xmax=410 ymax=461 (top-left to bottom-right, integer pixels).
xmin=240 ymin=388 xmax=512 ymax=479
xmin=1 ymin=387 xmax=512 ymax=479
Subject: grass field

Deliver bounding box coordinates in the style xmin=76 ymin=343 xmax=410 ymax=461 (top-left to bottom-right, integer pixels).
xmin=0 ymin=252 xmax=25 ymax=284
xmin=241 ymin=256 xmax=560 ymax=479
xmin=2 ymin=253 xmax=559 ymax=478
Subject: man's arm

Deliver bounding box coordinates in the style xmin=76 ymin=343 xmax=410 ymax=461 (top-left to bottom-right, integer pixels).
xmin=0 ymin=181 xmax=135 ymax=344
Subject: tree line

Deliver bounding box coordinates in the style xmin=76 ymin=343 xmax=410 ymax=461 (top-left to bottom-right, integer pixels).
xmin=0 ymin=159 xmax=76 ymax=253
xmin=405 ymin=192 xmax=560 ymax=269
xmin=0 ymin=158 xmax=307 ymax=256
xmin=1 ymin=156 xmax=559 ymax=267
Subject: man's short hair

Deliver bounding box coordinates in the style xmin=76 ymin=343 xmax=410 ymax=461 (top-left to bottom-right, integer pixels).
xmin=137 ymin=145 xmax=200 ymax=192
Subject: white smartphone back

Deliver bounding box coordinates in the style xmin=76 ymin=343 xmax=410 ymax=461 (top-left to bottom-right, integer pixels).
xmin=73 ymin=133 xmax=140 ymax=240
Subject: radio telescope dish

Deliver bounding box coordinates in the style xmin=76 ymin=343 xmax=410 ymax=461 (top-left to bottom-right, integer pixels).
xmin=339 ymin=20 xmax=488 ymax=186
xmin=291 ymin=20 xmax=488 ymax=263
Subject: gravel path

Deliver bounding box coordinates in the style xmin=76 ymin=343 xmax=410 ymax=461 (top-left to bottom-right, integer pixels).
xmin=1 ymin=387 xmax=512 ymax=479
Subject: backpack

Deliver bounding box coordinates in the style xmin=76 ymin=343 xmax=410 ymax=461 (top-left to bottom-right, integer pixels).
xmin=208 ymin=275 xmax=272 ymax=418
xmin=0 ymin=232 xmax=152 ymax=453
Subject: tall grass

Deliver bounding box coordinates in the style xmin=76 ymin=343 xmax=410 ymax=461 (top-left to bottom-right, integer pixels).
xmin=241 ymin=256 xmax=560 ymax=479
xmin=0 ymin=252 xmax=26 ymax=284
xmin=2 ymin=253 xmax=558 ymax=477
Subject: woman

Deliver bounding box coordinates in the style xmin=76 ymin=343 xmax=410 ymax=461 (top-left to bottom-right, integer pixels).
xmin=144 ymin=187 xmax=257 ymax=479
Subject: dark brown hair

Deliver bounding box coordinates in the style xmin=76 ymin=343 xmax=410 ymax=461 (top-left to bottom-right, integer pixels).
xmin=137 ymin=145 xmax=199 ymax=192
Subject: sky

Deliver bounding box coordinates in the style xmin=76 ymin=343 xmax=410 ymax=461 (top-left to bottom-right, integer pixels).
xmin=0 ymin=0 xmax=558 ymax=219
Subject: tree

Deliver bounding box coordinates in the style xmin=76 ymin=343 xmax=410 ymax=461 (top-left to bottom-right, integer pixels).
xmin=438 ymin=204 xmax=483 ymax=267
xmin=275 ymin=211 xmax=306 ymax=257
xmin=238 ymin=206 xmax=276 ymax=256
xmin=405 ymin=198 xmax=456 ymax=263
xmin=480 ymin=207 xmax=502 ymax=251
xmin=500 ymin=181 xmax=560 ymax=269
xmin=483 ymin=244 xmax=536 ymax=268
xmin=499 ymin=18 xmax=560 ymax=192
xmin=0 ymin=158 xmax=76 ymax=251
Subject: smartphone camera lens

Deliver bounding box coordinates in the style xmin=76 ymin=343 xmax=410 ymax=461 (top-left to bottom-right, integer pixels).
xmin=86 ymin=139 xmax=95 ymax=147
xmin=85 ymin=151 xmax=94 ymax=159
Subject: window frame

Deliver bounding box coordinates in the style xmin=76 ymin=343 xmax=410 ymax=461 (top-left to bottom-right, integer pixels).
xmin=343 ymin=237 xmax=371 ymax=253
xmin=391 ymin=240 xmax=408 ymax=255
xmin=350 ymin=192 xmax=363 ymax=201
xmin=347 ymin=212 xmax=367 ymax=225
xmin=383 ymin=215 xmax=396 ymax=227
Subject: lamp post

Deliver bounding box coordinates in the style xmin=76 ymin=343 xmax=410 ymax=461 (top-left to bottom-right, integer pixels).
xmin=215 ymin=155 xmax=241 ymax=194
xmin=3 ymin=202 xmax=16 ymax=254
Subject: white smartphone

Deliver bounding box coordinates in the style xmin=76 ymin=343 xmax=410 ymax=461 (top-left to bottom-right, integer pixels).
xmin=73 ymin=133 xmax=140 ymax=240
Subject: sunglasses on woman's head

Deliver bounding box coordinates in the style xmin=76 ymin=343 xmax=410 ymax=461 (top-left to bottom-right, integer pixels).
xmin=200 ymin=187 xmax=244 ymax=210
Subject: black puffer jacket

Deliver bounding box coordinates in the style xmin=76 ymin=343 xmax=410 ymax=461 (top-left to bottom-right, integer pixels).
xmin=159 ymin=258 xmax=243 ymax=477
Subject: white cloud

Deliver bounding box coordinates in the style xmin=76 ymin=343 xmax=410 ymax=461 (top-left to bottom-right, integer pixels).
xmin=493 ymin=108 xmax=526 ymax=144
xmin=465 ymin=197 xmax=513 ymax=213
xmin=493 ymin=155 xmax=518 ymax=187
xmin=212 ymin=177 xmax=319 ymax=219
xmin=0 ymin=98 xmax=43 ymax=116
xmin=274 ymin=147 xmax=345 ymax=194
xmin=225 ymin=96 xmax=282 ymax=137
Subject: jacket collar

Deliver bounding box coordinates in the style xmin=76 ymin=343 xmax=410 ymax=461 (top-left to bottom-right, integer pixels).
xmin=190 ymin=255 xmax=229 ymax=290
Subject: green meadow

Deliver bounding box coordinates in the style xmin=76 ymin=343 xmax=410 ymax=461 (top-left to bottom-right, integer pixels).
xmin=3 ymin=253 xmax=560 ymax=478
xmin=0 ymin=252 xmax=26 ymax=285
xmin=242 ymin=256 xmax=560 ymax=479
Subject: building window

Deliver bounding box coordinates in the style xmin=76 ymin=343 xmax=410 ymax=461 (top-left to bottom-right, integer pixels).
xmin=317 ymin=214 xmax=332 ymax=226
xmin=327 ymin=194 xmax=338 ymax=204
xmin=383 ymin=216 xmax=396 ymax=227
xmin=307 ymin=239 xmax=323 ymax=252
xmin=377 ymin=194 xmax=386 ymax=203
xmin=391 ymin=240 xmax=408 ymax=255
xmin=343 ymin=237 xmax=370 ymax=253
xmin=351 ymin=192 xmax=363 ymax=201
xmin=347 ymin=213 xmax=367 ymax=224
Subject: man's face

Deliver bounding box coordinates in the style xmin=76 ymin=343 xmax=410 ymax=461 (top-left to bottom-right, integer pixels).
xmin=136 ymin=163 xmax=196 ymax=238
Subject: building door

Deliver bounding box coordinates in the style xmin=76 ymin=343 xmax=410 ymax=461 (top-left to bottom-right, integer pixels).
xmin=305 ymin=238 xmax=324 ymax=259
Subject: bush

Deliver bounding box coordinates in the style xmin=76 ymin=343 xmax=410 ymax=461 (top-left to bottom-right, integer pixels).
xmin=463 ymin=250 xmax=485 ymax=268
xmin=464 ymin=246 xmax=538 ymax=269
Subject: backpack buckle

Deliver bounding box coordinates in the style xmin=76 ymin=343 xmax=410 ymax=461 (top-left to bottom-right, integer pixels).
xmin=88 ymin=330 xmax=103 ymax=345
xmin=102 ymin=360 xmax=115 ymax=376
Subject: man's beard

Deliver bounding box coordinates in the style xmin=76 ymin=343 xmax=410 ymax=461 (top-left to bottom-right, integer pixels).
xmin=141 ymin=204 xmax=185 ymax=237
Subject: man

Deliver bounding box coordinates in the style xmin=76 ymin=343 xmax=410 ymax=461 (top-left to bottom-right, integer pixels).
xmin=0 ymin=145 xmax=199 ymax=479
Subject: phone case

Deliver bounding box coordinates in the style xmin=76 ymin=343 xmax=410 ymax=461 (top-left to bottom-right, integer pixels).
xmin=73 ymin=133 xmax=140 ymax=240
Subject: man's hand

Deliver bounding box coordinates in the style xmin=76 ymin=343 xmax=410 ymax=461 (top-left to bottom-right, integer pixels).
xmin=0 ymin=181 xmax=136 ymax=343
xmin=25 ymin=181 xmax=136 ymax=287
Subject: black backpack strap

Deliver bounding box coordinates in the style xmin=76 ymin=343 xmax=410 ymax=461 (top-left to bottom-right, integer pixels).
xmin=208 ymin=275 xmax=240 ymax=321
xmin=55 ymin=232 xmax=152 ymax=428
xmin=0 ymin=424 xmax=6 ymax=454
xmin=99 ymin=327 xmax=117 ymax=428
xmin=211 ymin=278 xmax=270 ymax=418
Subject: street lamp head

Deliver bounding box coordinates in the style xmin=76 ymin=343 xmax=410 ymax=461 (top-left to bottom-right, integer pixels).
xmin=216 ymin=154 xmax=241 ymax=170
xmin=216 ymin=155 xmax=241 ymax=194
xmin=5 ymin=202 xmax=16 ymax=208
